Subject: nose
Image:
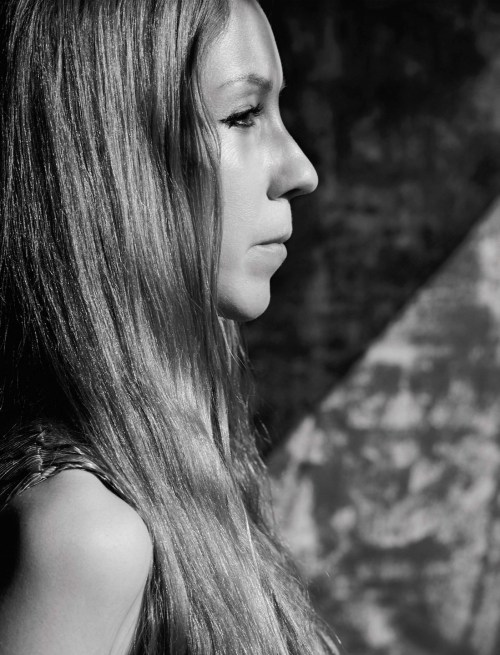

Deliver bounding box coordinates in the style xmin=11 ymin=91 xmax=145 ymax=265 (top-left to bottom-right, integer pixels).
xmin=268 ymin=128 xmax=319 ymax=201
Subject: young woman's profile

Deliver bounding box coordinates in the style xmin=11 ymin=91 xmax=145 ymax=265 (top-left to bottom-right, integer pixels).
xmin=0 ymin=0 xmax=337 ymax=653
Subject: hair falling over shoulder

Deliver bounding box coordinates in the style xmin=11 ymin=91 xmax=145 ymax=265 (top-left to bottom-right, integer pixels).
xmin=0 ymin=0 xmax=338 ymax=653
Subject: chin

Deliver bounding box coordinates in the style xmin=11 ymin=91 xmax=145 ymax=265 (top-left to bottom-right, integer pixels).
xmin=217 ymin=283 xmax=271 ymax=322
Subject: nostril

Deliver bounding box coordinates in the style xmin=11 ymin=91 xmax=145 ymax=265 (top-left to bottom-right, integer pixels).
xmin=283 ymin=185 xmax=312 ymax=201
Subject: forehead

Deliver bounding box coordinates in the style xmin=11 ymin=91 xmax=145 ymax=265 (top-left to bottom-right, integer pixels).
xmin=202 ymin=0 xmax=283 ymax=91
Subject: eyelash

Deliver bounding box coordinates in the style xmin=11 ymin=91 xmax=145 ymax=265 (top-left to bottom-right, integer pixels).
xmin=221 ymin=103 xmax=264 ymax=129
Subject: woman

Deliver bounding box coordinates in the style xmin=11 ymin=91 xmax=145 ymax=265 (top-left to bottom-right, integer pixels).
xmin=0 ymin=0 xmax=338 ymax=653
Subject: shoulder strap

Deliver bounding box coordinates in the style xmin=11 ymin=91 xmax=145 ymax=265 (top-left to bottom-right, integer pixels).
xmin=0 ymin=427 xmax=128 ymax=511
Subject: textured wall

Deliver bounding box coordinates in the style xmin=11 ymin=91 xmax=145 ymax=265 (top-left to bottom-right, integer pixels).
xmin=248 ymin=1 xmax=500 ymax=450
xmin=269 ymin=199 xmax=500 ymax=655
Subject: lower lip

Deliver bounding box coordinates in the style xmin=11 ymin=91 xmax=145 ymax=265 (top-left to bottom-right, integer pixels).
xmin=248 ymin=242 xmax=288 ymax=273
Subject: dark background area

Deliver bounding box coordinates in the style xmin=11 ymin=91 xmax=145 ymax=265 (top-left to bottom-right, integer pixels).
xmin=247 ymin=0 xmax=500 ymax=453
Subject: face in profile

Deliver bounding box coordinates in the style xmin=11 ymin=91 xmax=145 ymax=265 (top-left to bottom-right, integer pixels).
xmin=202 ymin=0 xmax=318 ymax=322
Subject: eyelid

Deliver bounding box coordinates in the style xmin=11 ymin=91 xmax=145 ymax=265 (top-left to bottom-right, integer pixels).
xmin=220 ymin=103 xmax=264 ymax=129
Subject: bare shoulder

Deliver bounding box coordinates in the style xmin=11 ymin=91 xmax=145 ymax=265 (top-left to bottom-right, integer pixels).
xmin=9 ymin=469 xmax=153 ymax=589
xmin=0 ymin=469 xmax=153 ymax=655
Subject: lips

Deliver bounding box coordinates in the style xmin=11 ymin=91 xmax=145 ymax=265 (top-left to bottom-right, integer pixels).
xmin=257 ymin=230 xmax=292 ymax=247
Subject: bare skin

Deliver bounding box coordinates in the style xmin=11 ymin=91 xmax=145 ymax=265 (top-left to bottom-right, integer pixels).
xmin=0 ymin=471 xmax=152 ymax=654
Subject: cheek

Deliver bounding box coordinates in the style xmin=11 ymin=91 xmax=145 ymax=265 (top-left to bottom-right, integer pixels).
xmin=220 ymin=140 xmax=260 ymax=205
xmin=218 ymin=142 xmax=263 ymax=265
xmin=216 ymin=140 xmax=273 ymax=321
xmin=218 ymin=175 xmax=260 ymax=316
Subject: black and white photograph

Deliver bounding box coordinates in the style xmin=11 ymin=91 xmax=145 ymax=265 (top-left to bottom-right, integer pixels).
xmin=1 ymin=1 xmax=500 ymax=654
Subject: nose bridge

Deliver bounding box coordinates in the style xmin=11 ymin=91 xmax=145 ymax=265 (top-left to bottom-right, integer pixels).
xmin=269 ymin=123 xmax=319 ymax=200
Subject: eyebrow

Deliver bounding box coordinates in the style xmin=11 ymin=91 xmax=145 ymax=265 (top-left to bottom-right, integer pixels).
xmin=217 ymin=73 xmax=287 ymax=93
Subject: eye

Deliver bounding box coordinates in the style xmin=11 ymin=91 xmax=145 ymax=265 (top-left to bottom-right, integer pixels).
xmin=220 ymin=103 xmax=264 ymax=129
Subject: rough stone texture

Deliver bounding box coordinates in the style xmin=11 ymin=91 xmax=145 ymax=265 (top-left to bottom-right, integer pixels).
xmin=268 ymin=199 xmax=500 ymax=655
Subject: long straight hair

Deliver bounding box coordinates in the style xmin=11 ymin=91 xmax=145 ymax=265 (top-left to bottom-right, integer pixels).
xmin=0 ymin=0 xmax=338 ymax=653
